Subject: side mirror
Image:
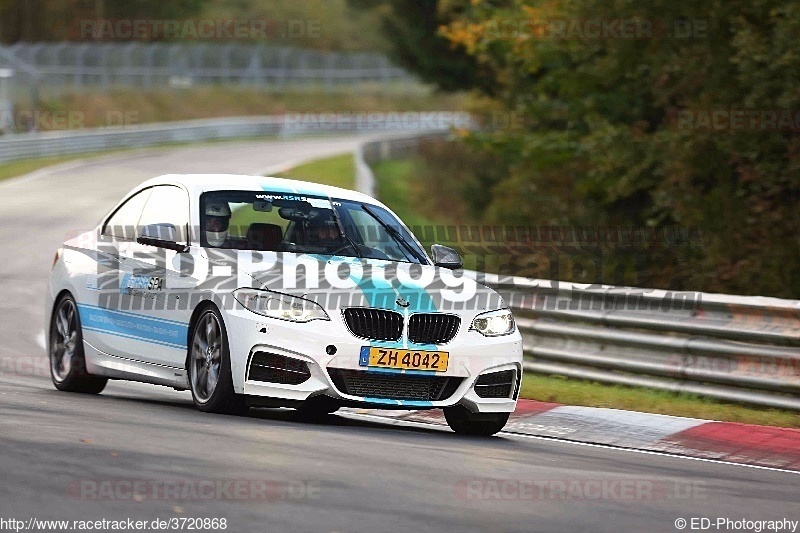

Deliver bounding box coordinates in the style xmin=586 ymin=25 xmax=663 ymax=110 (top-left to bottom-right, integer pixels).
xmin=431 ymin=244 xmax=462 ymax=269
xmin=137 ymin=223 xmax=188 ymax=253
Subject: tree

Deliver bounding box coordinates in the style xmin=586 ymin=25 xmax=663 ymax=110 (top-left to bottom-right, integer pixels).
xmin=348 ymin=0 xmax=498 ymax=93
xmin=374 ymin=0 xmax=799 ymax=297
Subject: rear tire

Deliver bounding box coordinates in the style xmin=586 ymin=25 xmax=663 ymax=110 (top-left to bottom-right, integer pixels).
xmin=443 ymin=405 xmax=509 ymax=436
xmin=49 ymin=294 xmax=107 ymax=394
xmin=188 ymin=306 xmax=248 ymax=415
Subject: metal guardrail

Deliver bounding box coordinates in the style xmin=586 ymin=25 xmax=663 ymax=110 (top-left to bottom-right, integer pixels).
xmin=355 ymin=136 xmax=800 ymax=411
xmin=0 ymin=113 xmax=461 ymax=163
xmin=0 ymin=116 xmax=285 ymax=161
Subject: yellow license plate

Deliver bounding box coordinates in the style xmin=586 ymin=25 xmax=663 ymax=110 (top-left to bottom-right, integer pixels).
xmin=359 ymin=347 xmax=449 ymax=372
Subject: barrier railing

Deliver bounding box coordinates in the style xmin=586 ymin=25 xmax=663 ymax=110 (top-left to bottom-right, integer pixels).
xmin=0 ymin=113 xmax=461 ymax=163
xmin=355 ymin=135 xmax=800 ymax=411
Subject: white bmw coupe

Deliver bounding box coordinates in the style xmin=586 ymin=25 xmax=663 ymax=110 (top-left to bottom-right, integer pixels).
xmin=46 ymin=174 xmax=522 ymax=435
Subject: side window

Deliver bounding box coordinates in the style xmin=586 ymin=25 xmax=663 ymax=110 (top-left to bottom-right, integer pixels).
xmin=102 ymin=189 xmax=152 ymax=240
xmin=137 ymin=186 xmax=190 ymax=244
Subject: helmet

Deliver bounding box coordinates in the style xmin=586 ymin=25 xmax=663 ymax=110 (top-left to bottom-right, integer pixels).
xmin=204 ymin=200 xmax=231 ymax=246
xmin=205 ymin=200 xmax=231 ymax=217
xmin=308 ymin=213 xmax=339 ymax=244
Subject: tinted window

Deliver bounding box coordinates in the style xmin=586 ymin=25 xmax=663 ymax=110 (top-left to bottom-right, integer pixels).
xmin=347 ymin=207 xmax=414 ymax=261
xmin=200 ymin=191 xmax=426 ymax=263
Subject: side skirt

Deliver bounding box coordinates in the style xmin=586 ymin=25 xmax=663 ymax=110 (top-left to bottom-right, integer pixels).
xmin=83 ymin=340 xmax=189 ymax=390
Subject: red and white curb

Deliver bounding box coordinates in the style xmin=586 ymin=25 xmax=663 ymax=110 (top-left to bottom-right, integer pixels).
xmin=347 ymin=400 xmax=800 ymax=471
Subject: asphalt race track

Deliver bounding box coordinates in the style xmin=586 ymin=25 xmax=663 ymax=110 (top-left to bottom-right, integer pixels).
xmin=0 ymin=136 xmax=798 ymax=533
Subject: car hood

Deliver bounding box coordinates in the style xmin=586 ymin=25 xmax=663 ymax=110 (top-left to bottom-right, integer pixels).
xmin=241 ymin=253 xmax=504 ymax=314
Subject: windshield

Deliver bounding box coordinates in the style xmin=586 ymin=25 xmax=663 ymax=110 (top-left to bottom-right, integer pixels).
xmin=200 ymin=191 xmax=428 ymax=264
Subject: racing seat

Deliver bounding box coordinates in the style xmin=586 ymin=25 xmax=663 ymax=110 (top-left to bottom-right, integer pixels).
xmin=246 ymin=223 xmax=283 ymax=251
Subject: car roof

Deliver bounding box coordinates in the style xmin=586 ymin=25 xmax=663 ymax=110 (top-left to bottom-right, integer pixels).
xmin=138 ymin=174 xmax=377 ymax=204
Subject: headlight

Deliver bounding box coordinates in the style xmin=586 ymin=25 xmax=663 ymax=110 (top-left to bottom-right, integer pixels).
xmin=470 ymin=309 xmax=515 ymax=337
xmin=233 ymin=289 xmax=330 ymax=323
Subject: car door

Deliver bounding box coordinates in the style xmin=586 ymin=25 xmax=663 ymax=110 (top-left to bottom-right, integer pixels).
xmin=78 ymin=187 xmax=153 ymax=359
xmin=118 ymin=185 xmax=193 ymax=367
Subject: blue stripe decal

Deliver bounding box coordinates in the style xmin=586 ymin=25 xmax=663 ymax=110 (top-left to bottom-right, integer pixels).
xmin=78 ymin=305 xmax=188 ymax=349
xmin=78 ymin=303 xmax=188 ymax=326
xmin=82 ymin=327 xmax=186 ymax=350
xmin=361 ymin=397 xmax=434 ymax=407
xmin=362 ymin=397 xmax=401 ymax=406
xmin=119 ymin=273 xmax=130 ymax=294
xmin=399 ymin=400 xmax=434 ymax=407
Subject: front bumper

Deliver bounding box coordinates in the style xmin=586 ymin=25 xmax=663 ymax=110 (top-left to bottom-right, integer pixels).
xmin=223 ymin=306 xmax=523 ymax=413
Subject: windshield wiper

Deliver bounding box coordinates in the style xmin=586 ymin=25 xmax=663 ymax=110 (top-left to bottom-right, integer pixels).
xmin=328 ymin=196 xmax=362 ymax=258
xmin=360 ymin=203 xmax=427 ymax=264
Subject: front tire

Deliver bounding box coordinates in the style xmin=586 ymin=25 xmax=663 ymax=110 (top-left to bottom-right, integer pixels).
xmin=443 ymin=405 xmax=509 ymax=436
xmin=188 ymin=306 xmax=247 ymax=415
xmin=49 ymin=294 xmax=107 ymax=394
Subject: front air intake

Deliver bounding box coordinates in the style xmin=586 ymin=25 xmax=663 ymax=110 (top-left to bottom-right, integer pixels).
xmin=474 ymin=370 xmax=516 ymax=398
xmin=328 ymin=368 xmax=462 ymax=402
xmin=247 ymin=352 xmax=311 ymax=385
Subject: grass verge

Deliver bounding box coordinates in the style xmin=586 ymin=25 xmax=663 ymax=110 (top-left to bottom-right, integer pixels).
xmin=29 ymin=87 xmax=467 ymax=131
xmin=521 ymin=372 xmax=800 ymax=428
xmin=0 ymin=154 xmax=102 ymax=182
xmin=371 ymin=159 xmax=441 ymax=230
xmin=274 ymin=153 xmax=355 ymax=190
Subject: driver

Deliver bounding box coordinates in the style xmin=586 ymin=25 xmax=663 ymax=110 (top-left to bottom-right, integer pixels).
xmin=204 ymin=200 xmax=232 ymax=247
xmin=307 ymin=217 xmax=340 ymax=247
